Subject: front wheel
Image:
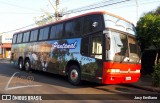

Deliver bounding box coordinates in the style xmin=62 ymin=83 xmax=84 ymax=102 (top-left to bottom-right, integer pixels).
xmin=24 ymin=59 xmax=31 ymax=72
xmin=68 ymin=65 xmax=81 ymax=85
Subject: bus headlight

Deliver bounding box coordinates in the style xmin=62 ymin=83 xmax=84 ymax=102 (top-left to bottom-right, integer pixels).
xmin=107 ymin=69 xmax=120 ymax=73
xmin=135 ymin=70 xmax=140 ymax=73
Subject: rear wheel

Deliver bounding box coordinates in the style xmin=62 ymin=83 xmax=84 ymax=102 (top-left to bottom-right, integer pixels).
xmin=68 ymin=65 xmax=81 ymax=85
xmin=24 ymin=59 xmax=31 ymax=72
xmin=18 ymin=59 xmax=24 ymax=70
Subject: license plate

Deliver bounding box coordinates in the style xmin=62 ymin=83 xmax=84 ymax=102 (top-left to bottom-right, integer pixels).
xmin=125 ymin=77 xmax=131 ymax=80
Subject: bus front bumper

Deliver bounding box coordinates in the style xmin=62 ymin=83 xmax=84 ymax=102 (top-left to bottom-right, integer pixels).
xmin=102 ymin=73 xmax=140 ymax=84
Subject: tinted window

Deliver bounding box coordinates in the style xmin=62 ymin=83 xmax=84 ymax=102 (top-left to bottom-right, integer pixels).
xmin=56 ymin=24 xmax=63 ymax=38
xmin=81 ymin=37 xmax=89 ymax=56
xmin=74 ymin=19 xmax=81 ymax=36
xmin=65 ymin=21 xmax=73 ymax=38
xmin=23 ymin=31 xmax=30 ymax=42
xmin=30 ymin=30 xmax=38 ymax=41
xmin=12 ymin=34 xmax=17 ymax=44
xmin=83 ymin=15 xmax=102 ymax=35
xmin=30 ymin=31 xmax=33 ymax=41
xmin=39 ymin=27 xmax=49 ymax=40
xmin=26 ymin=32 xmax=30 ymax=42
xmin=17 ymin=33 xmax=23 ymax=43
xmin=65 ymin=19 xmax=81 ymax=38
xmin=49 ymin=24 xmax=63 ymax=39
xmin=50 ymin=25 xmax=56 ymax=39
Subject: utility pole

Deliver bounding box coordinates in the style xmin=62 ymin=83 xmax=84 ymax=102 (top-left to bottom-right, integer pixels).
xmin=48 ymin=0 xmax=60 ymax=21
xmin=56 ymin=0 xmax=59 ymax=21
xmin=135 ymin=0 xmax=139 ymax=22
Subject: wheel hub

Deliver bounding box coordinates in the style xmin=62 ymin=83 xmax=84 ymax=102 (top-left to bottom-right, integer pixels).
xmin=25 ymin=62 xmax=29 ymax=70
xmin=70 ymin=69 xmax=78 ymax=82
xmin=19 ymin=63 xmax=22 ymax=69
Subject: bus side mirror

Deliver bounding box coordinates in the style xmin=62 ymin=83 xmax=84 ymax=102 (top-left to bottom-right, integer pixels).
xmin=105 ymin=33 xmax=110 ymax=50
xmin=106 ymin=37 xmax=110 ymax=50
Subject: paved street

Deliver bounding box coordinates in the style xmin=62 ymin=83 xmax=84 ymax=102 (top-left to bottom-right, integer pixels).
xmin=0 ymin=62 xmax=159 ymax=103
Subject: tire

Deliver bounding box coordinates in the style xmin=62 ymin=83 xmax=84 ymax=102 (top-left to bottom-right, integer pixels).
xmin=24 ymin=59 xmax=31 ymax=72
xmin=18 ymin=59 xmax=24 ymax=70
xmin=68 ymin=65 xmax=81 ymax=85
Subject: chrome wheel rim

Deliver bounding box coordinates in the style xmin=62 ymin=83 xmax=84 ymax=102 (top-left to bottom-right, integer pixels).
xmin=25 ymin=62 xmax=29 ymax=71
xmin=19 ymin=62 xmax=22 ymax=69
xmin=70 ymin=69 xmax=78 ymax=82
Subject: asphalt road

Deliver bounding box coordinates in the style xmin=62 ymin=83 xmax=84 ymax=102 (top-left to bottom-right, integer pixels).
xmin=0 ymin=61 xmax=159 ymax=103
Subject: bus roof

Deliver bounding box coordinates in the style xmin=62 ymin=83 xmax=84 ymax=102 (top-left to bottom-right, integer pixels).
xmin=14 ymin=11 xmax=133 ymax=34
xmin=103 ymin=11 xmax=132 ymax=24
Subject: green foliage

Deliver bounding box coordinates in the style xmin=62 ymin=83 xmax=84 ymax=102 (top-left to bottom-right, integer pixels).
xmin=136 ymin=6 xmax=160 ymax=50
xmin=152 ymin=62 xmax=160 ymax=87
xmin=155 ymin=6 xmax=160 ymax=15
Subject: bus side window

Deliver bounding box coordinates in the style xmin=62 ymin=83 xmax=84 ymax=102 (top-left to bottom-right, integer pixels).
xmin=39 ymin=27 xmax=49 ymax=40
xmin=23 ymin=32 xmax=30 ymax=42
xmin=30 ymin=31 xmax=33 ymax=41
xmin=17 ymin=33 xmax=23 ymax=43
xmin=12 ymin=34 xmax=17 ymax=44
xmin=50 ymin=25 xmax=56 ymax=39
xmin=91 ymin=36 xmax=103 ymax=59
xmin=73 ymin=18 xmax=81 ymax=37
xmin=30 ymin=30 xmax=38 ymax=42
xmin=65 ymin=21 xmax=73 ymax=38
xmin=81 ymin=37 xmax=90 ymax=56
xmin=23 ymin=33 xmax=26 ymax=42
xmin=56 ymin=24 xmax=63 ymax=39
xmin=25 ymin=32 xmax=30 ymax=42
xmin=33 ymin=30 xmax=38 ymax=41
xmin=64 ymin=19 xmax=81 ymax=38
xmin=83 ymin=15 xmax=102 ymax=35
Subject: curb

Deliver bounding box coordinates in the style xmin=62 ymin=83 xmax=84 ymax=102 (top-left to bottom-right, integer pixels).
xmin=0 ymin=59 xmax=10 ymax=63
xmin=128 ymin=84 xmax=160 ymax=93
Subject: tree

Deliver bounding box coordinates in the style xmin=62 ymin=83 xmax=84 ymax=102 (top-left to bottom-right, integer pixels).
xmin=136 ymin=6 xmax=160 ymax=65
xmin=33 ymin=0 xmax=67 ymax=26
xmin=33 ymin=9 xmax=54 ymax=26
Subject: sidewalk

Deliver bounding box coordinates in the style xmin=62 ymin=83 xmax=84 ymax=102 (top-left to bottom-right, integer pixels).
xmin=0 ymin=58 xmax=10 ymax=63
xmin=130 ymin=74 xmax=160 ymax=93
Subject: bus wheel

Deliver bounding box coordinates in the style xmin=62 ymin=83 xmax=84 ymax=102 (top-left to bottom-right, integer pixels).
xmin=18 ymin=59 xmax=24 ymax=70
xmin=24 ymin=59 xmax=31 ymax=72
xmin=68 ymin=65 xmax=81 ymax=85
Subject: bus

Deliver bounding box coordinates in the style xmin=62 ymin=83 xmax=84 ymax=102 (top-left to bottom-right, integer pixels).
xmin=11 ymin=11 xmax=141 ymax=85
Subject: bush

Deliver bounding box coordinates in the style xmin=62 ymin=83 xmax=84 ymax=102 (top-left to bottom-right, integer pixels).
xmin=152 ymin=62 xmax=160 ymax=87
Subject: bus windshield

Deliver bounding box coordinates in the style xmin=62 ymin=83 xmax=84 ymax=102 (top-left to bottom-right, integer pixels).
xmin=110 ymin=31 xmax=140 ymax=63
xmin=128 ymin=36 xmax=141 ymax=62
xmin=111 ymin=31 xmax=128 ymax=62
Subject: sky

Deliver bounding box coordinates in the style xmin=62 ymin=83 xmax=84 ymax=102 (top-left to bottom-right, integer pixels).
xmin=0 ymin=0 xmax=159 ymax=35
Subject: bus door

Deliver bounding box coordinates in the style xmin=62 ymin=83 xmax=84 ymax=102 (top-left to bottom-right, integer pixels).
xmin=81 ymin=32 xmax=104 ymax=83
xmin=80 ymin=14 xmax=104 ymax=83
